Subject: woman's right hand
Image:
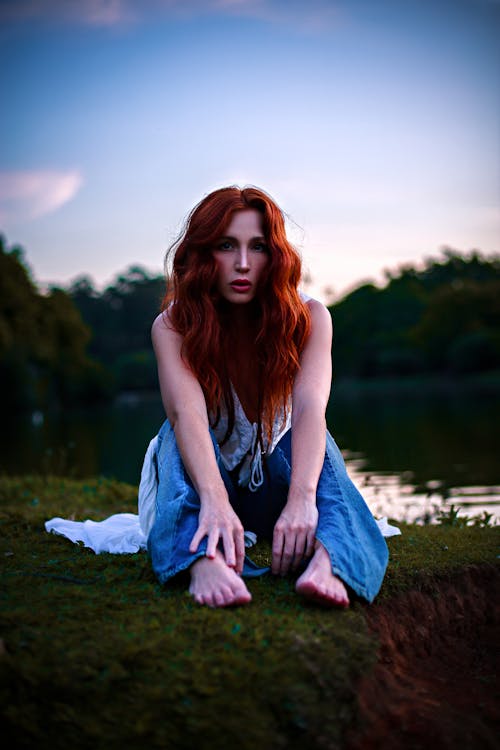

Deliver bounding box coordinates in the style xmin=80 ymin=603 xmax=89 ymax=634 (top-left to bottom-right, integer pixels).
xmin=189 ymin=500 xmax=246 ymax=575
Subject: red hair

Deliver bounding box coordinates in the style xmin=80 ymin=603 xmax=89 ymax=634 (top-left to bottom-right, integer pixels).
xmin=162 ymin=186 xmax=311 ymax=442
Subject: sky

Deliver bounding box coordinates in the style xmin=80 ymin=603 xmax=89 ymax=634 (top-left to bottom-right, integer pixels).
xmin=1 ymin=0 xmax=499 ymax=302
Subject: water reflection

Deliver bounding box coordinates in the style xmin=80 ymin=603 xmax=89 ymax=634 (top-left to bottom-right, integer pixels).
xmin=1 ymin=393 xmax=165 ymax=482
xmin=2 ymin=381 xmax=499 ymax=524
xmin=329 ymin=379 xmax=500 ymax=524
xmin=345 ymin=454 xmax=500 ymax=525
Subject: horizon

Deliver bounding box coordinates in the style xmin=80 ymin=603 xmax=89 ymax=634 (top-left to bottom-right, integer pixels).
xmin=4 ymin=233 xmax=497 ymax=306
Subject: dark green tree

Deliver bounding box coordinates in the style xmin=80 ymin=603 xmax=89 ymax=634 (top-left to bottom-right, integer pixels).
xmin=69 ymin=265 xmax=165 ymax=390
xmin=0 ymin=237 xmax=112 ymax=413
xmin=330 ymin=249 xmax=500 ymax=378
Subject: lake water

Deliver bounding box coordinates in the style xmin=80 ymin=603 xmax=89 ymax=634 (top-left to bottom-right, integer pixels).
xmin=3 ymin=381 xmax=499 ymax=525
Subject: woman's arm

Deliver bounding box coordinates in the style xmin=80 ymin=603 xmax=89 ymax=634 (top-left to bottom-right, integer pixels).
xmin=152 ymin=312 xmax=245 ymax=573
xmin=271 ymin=299 xmax=333 ymax=575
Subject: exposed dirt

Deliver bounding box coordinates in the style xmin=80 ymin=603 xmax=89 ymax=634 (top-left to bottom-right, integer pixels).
xmin=347 ymin=565 xmax=500 ymax=750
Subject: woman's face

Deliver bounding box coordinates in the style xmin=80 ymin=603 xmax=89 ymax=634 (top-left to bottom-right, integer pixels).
xmin=212 ymin=209 xmax=269 ymax=304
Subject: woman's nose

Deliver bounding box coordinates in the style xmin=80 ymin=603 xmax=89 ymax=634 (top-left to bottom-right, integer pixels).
xmin=235 ymin=248 xmax=250 ymax=272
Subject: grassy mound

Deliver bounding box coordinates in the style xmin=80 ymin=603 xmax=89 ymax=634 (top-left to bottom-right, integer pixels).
xmin=1 ymin=476 xmax=498 ymax=750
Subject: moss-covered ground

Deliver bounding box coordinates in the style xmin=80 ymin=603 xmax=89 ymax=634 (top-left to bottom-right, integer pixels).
xmin=1 ymin=476 xmax=499 ymax=749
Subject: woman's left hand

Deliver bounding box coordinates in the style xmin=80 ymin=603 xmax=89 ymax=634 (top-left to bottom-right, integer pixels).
xmin=271 ymin=498 xmax=318 ymax=576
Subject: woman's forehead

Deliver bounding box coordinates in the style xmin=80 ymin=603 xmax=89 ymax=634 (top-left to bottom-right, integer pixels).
xmin=223 ymin=209 xmax=264 ymax=236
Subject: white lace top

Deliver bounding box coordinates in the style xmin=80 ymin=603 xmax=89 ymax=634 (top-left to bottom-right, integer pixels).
xmin=211 ymin=385 xmax=291 ymax=492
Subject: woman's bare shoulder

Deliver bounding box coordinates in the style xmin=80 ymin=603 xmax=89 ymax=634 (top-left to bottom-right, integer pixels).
xmin=151 ymin=309 xmax=175 ymax=337
xmin=305 ymin=297 xmax=332 ymax=332
xmin=151 ymin=310 xmax=183 ymax=361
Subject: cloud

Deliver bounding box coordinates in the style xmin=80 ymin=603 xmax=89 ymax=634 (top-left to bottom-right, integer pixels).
xmin=0 ymin=169 xmax=83 ymax=226
xmin=82 ymin=0 xmax=133 ymax=26
xmin=0 ymin=0 xmax=134 ymax=28
xmin=0 ymin=0 xmax=342 ymax=31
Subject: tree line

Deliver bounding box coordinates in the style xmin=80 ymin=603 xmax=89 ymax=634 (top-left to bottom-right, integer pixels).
xmin=1 ymin=235 xmax=499 ymax=415
xmin=332 ymin=248 xmax=500 ymax=377
xmin=0 ymin=238 xmax=112 ymax=414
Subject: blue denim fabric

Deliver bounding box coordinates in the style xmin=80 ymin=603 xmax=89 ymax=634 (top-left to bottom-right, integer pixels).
xmin=147 ymin=419 xmax=388 ymax=602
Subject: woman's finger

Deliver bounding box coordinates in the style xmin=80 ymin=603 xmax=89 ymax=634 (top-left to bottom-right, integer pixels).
xmin=280 ymin=534 xmax=296 ymax=576
xmin=272 ymin=529 xmax=284 ymax=575
xmin=292 ymin=532 xmax=307 ymax=569
xmin=234 ymin=530 xmax=245 ymax=575
xmin=305 ymin=532 xmax=316 ymax=559
xmin=189 ymin=525 xmax=205 ymax=554
xmin=221 ymin=529 xmax=236 ymax=568
xmin=205 ymin=529 xmax=219 ymax=559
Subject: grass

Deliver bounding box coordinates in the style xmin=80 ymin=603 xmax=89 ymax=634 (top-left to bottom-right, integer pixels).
xmin=1 ymin=475 xmax=499 ymax=750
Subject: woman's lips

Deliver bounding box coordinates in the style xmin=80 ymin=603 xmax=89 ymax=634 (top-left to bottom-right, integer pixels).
xmin=230 ymin=280 xmax=252 ymax=293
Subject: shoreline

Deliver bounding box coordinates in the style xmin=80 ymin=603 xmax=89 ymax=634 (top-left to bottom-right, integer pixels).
xmin=350 ymin=562 xmax=500 ymax=749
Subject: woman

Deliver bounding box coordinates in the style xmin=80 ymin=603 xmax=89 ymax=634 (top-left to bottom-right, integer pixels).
xmin=147 ymin=185 xmax=388 ymax=608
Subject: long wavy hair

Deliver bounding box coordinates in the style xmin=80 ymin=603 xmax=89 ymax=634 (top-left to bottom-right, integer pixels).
xmin=162 ymin=185 xmax=311 ymax=444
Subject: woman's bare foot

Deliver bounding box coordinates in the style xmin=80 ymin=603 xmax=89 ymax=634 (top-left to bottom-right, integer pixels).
xmin=295 ymin=542 xmax=350 ymax=608
xmin=189 ymin=551 xmax=252 ymax=608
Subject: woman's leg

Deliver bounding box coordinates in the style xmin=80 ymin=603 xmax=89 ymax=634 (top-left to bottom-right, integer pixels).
xmin=147 ymin=420 xmax=259 ymax=606
xmin=274 ymin=430 xmax=389 ymax=603
xmin=315 ymin=432 xmax=389 ymax=602
xmin=147 ymin=419 xmax=208 ymax=582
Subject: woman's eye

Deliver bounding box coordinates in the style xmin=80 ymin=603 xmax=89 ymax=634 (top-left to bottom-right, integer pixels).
xmin=217 ymin=241 xmax=233 ymax=251
xmin=252 ymin=242 xmax=267 ymax=253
